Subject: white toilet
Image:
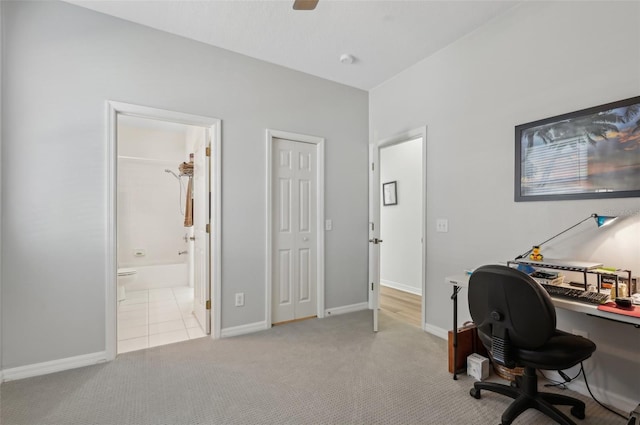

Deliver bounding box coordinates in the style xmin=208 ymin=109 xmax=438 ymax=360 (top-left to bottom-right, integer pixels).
xmin=117 ymin=268 xmax=137 ymax=301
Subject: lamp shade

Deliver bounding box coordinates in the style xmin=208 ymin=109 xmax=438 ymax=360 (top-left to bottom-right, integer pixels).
xmin=594 ymin=214 xmax=617 ymax=228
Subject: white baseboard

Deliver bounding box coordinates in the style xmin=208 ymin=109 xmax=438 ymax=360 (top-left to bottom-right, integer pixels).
xmin=2 ymin=351 xmax=108 ymax=382
xmin=325 ymin=302 xmax=368 ymax=317
xmin=221 ymin=320 xmax=269 ymax=338
xmin=380 ymin=279 xmax=422 ymax=296
xmin=544 ymin=372 xmax=637 ymax=414
xmin=424 ymin=323 xmax=448 ymax=340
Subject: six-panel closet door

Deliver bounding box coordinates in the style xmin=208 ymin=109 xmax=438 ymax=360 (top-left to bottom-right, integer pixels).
xmin=272 ymin=138 xmax=318 ymax=323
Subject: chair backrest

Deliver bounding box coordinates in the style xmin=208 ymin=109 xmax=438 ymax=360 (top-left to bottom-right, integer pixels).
xmin=468 ymin=265 xmax=556 ymax=367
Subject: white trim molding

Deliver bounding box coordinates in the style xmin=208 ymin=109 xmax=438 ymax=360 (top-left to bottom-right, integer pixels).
xmin=220 ymin=321 xmax=269 ymax=338
xmin=424 ymin=323 xmax=448 ymax=340
xmin=2 ymin=351 xmax=107 ymax=382
xmin=265 ymin=129 xmax=326 ymax=326
xmin=325 ymin=302 xmax=368 ymax=317
xmin=563 ymin=376 xmax=637 ymax=414
xmin=380 ymin=279 xmax=422 ymax=296
xmin=106 ymin=101 xmax=223 ymax=360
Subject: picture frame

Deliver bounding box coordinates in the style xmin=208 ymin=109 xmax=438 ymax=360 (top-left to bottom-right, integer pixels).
xmin=382 ymin=181 xmax=397 ymax=206
xmin=515 ymin=96 xmax=640 ymax=202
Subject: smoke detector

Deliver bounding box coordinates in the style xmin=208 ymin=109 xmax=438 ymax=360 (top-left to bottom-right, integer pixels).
xmin=339 ymin=54 xmax=355 ymax=65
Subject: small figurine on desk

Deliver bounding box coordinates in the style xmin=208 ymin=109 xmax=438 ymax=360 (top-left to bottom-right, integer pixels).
xmin=529 ymin=246 xmax=543 ymax=261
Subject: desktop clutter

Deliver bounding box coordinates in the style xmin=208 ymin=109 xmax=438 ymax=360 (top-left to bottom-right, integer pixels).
xmin=449 ymin=214 xmax=640 ymax=423
xmin=519 ymin=242 xmax=640 ymax=309
xmin=455 ymin=254 xmax=640 ymax=384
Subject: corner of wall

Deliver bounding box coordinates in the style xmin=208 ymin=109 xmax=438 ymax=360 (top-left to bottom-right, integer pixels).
xmin=0 ymin=0 xmax=5 ymax=380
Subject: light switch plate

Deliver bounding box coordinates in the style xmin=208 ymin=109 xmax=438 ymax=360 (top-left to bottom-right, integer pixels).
xmin=325 ymin=219 xmax=333 ymax=231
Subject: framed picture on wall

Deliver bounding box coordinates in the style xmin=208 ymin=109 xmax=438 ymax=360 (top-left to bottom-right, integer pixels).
xmin=515 ymin=95 xmax=640 ymax=202
xmin=383 ymin=181 xmax=397 ymax=206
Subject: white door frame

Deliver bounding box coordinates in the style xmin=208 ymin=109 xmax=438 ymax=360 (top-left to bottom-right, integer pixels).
xmin=266 ymin=129 xmax=325 ymax=325
xmin=369 ymin=126 xmax=427 ymax=331
xmin=106 ymin=101 xmax=222 ymax=360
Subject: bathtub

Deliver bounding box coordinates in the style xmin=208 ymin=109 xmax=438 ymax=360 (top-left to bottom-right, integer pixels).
xmin=126 ymin=263 xmax=189 ymax=291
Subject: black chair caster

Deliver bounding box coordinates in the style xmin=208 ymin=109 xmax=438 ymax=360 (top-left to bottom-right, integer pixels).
xmin=570 ymin=405 xmax=585 ymax=420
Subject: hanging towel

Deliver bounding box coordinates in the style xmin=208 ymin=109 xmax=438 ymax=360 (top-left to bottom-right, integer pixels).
xmin=184 ymin=176 xmax=193 ymax=227
xmin=179 ymin=161 xmax=194 ymax=176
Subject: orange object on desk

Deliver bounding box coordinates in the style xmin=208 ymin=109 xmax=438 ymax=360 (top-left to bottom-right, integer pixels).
xmin=597 ymin=302 xmax=640 ymax=318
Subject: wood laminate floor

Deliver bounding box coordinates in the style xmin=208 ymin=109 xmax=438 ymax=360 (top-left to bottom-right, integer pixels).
xmin=379 ymin=285 xmax=422 ymax=328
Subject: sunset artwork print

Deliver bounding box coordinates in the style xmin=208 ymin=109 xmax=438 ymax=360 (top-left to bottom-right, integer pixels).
xmin=515 ymin=96 xmax=640 ymax=201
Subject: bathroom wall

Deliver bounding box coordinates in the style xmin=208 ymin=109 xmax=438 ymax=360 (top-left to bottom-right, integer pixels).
xmin=117 ymin=120 xmax=190 ymax=269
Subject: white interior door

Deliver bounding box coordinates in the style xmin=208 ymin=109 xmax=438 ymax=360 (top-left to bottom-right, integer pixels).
xmin=272 ymin=138 xmax=318 ymax=323
xmin=368 ymin=144 xmax=381 ymax=332
xmin=193 ymin=129 xmax=211 ymax=334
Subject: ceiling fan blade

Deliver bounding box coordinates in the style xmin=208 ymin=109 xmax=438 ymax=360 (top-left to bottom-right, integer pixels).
xmin=293 ymin=0 xmax=319 ymax=11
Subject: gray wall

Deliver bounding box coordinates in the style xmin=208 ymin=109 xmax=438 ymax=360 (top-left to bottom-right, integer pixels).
xmin=1 ymin=0 xmax=368 ymax=369
xmin=0 ymin=1 xmax=4 ymax=377
xmin=370 ymin=1 xmax=640 ymax=409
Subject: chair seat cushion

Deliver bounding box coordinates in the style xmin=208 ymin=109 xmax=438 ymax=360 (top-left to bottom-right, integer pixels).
xmin=516 ymin=330 xmax=596 ymax=370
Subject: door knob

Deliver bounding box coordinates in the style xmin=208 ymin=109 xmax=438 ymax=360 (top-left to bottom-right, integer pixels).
xmin=369 ymin=238 xmax=383 ymax=244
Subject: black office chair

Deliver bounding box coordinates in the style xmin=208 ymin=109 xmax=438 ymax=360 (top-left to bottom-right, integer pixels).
xmin=467 ymin=265 xmax=597 ymax=425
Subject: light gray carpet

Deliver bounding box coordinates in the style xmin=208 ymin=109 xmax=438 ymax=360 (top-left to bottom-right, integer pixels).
xmin=0 ymin=310 xmax=626 ymax=424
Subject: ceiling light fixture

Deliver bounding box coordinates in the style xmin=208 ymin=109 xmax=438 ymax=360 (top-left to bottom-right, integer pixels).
xmin=293 ymin=0 xmax=319 ymax=11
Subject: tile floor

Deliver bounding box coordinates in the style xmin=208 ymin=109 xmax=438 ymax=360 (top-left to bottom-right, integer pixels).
xmin=117 ymin=286 xmax=206 ymax=354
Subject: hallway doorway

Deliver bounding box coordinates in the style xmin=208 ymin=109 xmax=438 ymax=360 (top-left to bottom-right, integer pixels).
xmin=379 ymin=137 xmax=424 ymax=329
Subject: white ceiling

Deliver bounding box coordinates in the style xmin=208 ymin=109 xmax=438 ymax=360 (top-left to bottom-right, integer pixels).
xmin=66 ymin=0 xmax=520 ymax=91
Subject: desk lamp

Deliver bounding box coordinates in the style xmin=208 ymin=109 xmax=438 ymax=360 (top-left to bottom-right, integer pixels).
xmin=515 ymin=213 xmax=618 ymax=261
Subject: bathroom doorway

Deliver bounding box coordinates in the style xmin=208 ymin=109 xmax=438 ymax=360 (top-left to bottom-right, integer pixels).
xmin=106 ymin=102 xmax=221 ymax=358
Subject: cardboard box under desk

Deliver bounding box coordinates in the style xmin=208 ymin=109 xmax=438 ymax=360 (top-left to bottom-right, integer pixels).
xmin=447 ymin=322 xmax=488 ymax=374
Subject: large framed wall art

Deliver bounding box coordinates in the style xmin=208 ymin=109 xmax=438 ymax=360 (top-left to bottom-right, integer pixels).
xmin=515 ymin=96 xmax=640 ymax=202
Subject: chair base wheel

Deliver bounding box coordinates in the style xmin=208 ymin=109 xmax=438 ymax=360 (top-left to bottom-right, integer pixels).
xmin=470 ymin=388 xmax=481 ymax=399
xmin=570 ymin=405 xmax=585 ymax=420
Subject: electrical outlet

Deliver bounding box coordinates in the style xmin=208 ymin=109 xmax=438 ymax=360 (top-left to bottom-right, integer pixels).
xmin=235 ymin=292 xmax=244 ymax=307
xmin=325 ymin=219 xmax=333 ymax=231
xmin=436 ymin=219 xmax=449 ymax=233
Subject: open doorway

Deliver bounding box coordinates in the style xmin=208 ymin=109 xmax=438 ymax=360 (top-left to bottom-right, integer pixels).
xmin=116 ymin=116 xmax=208 ymax=353
xmin=368 ymin=126 xmax=426 ymax=332
xmin=379 ymin=138 xmax=424 ymax=328
xmin=106 ymin=102 xmax=221 ymax=359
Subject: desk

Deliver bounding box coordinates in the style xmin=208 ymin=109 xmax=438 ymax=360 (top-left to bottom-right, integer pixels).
xmin=445 ymin=274 xmax=640 ymax=380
